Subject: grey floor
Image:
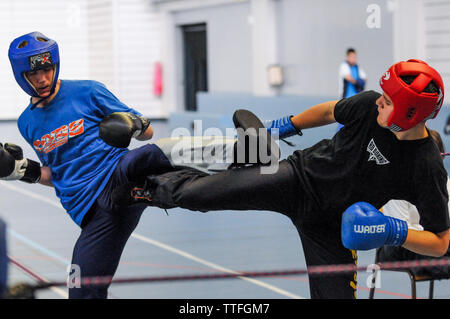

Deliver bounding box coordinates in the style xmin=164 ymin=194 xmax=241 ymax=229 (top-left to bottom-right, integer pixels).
xmin=1 ymin=120 xmax=449 ymax=299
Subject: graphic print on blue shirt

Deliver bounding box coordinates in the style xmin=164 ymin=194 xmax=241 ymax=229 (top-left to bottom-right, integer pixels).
xmin=18 ymin=80 xmax=141 ymax=226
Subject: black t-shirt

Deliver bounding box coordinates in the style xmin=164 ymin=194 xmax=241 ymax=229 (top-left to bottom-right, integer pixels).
xmin=288 ymin=90 xmax=450 ymax=234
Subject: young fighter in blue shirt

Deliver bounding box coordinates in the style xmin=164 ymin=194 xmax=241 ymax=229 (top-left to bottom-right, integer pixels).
xmin=0 ymin=32 xmax=175 ymax=298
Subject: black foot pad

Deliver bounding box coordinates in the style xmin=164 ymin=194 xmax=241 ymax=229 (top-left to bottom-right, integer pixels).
xmin=232 ymin=109 xmax=280 ymax=166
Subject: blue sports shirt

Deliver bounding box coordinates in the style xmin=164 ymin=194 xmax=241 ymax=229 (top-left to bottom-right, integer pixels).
xmin=18 ymin=80 xmax=140 ymax=226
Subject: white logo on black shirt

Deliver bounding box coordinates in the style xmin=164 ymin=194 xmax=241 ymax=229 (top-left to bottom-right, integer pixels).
xmin=367 ymin=139 xmax=390 ymax=165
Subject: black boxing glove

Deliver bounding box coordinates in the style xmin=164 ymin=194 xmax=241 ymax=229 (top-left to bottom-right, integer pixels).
xmin=99 ymin=112 xmax=150 ymax=148
xmin=0 ymin=143 xmax=41 ymax=184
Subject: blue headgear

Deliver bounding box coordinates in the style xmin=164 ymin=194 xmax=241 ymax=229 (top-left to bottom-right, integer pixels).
xmin=8 ymin=31 xmax=60 ymax=97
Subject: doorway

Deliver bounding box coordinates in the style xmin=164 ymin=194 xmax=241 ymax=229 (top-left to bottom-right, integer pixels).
xmin=182 ymin=23 xmax=208 ymax=111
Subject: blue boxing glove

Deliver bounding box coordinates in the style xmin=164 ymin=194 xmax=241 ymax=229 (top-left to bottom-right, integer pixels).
xmin=341 ymin=202 xmax=408 ymax=250
xmin=263 ymin=115 xmax=302 ymax=139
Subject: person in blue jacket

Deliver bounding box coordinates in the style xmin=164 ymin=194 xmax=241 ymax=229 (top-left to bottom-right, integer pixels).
xmin=337 ymin=48 xmax=367 ymax=131
xmin=339 ymin=48 xmax=367 ymax=99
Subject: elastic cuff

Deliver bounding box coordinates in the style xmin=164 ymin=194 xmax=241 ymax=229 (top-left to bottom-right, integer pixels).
xmin=139 ymin=116 xmax=150 ymax=136
xmin=288 ymin=116 xmax=302 ymax=136
xmin=385 ymin=217 xmax=408 ymax=246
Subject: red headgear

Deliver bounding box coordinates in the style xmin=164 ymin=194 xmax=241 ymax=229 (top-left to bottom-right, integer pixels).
xmin=379 ymin=59 xmax=444 ymax=131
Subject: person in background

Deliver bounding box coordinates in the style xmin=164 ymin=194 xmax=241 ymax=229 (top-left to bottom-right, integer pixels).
xmin=337 ymin=48 xmax=368 ymax=130
xmin=339 ymin=48 xmax=367 ymax=99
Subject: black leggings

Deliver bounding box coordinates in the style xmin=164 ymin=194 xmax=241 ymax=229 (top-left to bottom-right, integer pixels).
xmin=147 ymin=160 xmax=358 ymax=299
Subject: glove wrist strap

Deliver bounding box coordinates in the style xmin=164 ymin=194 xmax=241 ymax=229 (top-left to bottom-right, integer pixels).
xmin=385 ymin=216 xmax=408 ymax=246
xmin=20 ymin=159 xmax=41 ymax=184
xmin=138 ymin=116 xmax=150 ymax=137
xmin=132 ymin=116 xmax=150 ymax=138
xmin=288 ymin=116 xmax=303 ymax=137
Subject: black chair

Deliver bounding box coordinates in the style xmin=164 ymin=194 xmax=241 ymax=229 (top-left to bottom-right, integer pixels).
xmin=369 ymin=247 xmax=450 ymax=299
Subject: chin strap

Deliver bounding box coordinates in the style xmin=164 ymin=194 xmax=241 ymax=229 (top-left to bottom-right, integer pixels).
xmin=29 ymin=68 xmax=57 ymax=110
xmin=30 ymin=83 xmax=56 ymax=110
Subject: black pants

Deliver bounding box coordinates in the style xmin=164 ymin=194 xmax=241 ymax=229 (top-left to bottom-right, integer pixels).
xmin=147 ymin=160 xmax=357 ymax=299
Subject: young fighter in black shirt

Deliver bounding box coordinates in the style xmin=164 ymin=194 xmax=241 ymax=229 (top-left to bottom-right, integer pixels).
xmin=109 ymin=59 xmax=450 ymax=299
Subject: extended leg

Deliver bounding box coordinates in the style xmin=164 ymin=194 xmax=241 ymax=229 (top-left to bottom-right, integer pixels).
xmin=139 ymin=160 xmax=301 ymax=216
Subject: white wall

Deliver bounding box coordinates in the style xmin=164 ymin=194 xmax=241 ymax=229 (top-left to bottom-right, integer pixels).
xmin=393 ymin=0 xmax=450 ymax=105
xmin=87 ymin=0 xmax=164 ymax=117
xmin=157 ymin=0 xmax=252 ymax=113
xmin=113 ymin=0 xmax=163 ymax=117
xmin=2 ymin=0 xmax=448 ymax=119
xmin=157 ymin=0 xmax=396 ymax=109
xmin=87 ymin=0 xmax=115 ymax=90
xmin=423 ymin=0 xmax=450 ymax=105
xmin=277 ymin=0 xmax=394 ymax=98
